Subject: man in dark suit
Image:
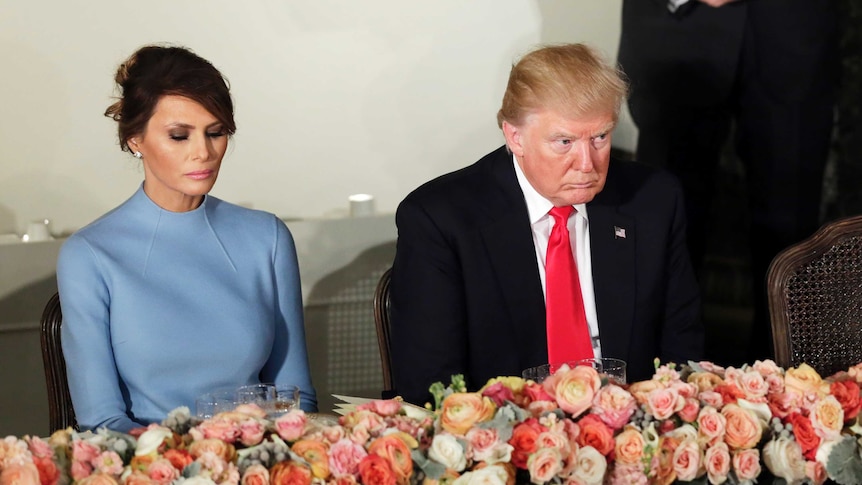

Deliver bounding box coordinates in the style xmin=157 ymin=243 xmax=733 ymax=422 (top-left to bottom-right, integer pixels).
xmin=389 ymin=44 xmax=705 ymax=406
xmin=618 ymin=0 xmax=839 ymax=362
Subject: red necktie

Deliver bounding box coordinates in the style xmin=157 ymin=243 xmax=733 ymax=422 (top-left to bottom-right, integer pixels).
xmin=545 ymin=206 xmax=594 ymax=365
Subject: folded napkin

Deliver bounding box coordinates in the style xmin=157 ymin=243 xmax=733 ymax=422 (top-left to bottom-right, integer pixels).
xmin=331 ymin=394 xmax=433 ymax=419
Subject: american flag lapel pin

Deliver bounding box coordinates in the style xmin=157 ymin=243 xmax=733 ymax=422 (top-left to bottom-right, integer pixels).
xmin=614 ymin=226 xmax=626 ymax=239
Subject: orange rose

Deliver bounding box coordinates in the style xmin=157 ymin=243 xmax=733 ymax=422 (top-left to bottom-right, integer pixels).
xmin=240 ymin=464 xmax=270 ymax=485
xmin=290 ymin=440 xmax=330 ymax=480
xmin=123 ymin=472 xmax=157 ymax=485
xmin=32 ymin=456 xmax=60 ymax=485
xmin=368 ymin=435 xmax=412 ymax=484
xmin=575 ymin=414 xmax=614 ymax=456
xmin=721 ymin=404 xmax=762 ymax=450
xmin=77 ymin=473 xmax=120 ymax=485
xmin=357 ymin=454 xmax=397 ymax=485
xmin=162 ymin=449 xmax=193 ymax=472
xmin=129 ymin=456 xmax=154 ymax=474
xmin=653 ymin=436 xmax=681 ymax=485
xmin=614 ymin=428 xmax=645 ymax=465
xmin=0 ymin=463 xmax=41 ymax=485
xmin=439 ymin=393 xmax=496 ymax=436
xmin=188 ymin=438 xmax=236 ymax=462
xmin=829 ymin=379 xmax=862 ymax=422
xmin=508 ymin=418 xmax=545 ymax=469
xmin=269 ymin=461 xmax=312 ymax=485
xmin=786 ymin=413 xmax=820 ymax=461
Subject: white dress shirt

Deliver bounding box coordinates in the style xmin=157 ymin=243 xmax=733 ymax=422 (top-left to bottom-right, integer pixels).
xmin=512 ymin=155 xmax=602 ymax=358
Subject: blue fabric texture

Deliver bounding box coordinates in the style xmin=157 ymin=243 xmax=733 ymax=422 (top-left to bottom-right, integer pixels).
xmin=57 ymin=185 xmax=317 ymax=432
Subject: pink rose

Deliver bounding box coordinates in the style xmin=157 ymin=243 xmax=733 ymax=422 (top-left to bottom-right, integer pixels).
xmin=527 ymin=447 xmax=562 ymax=484
xmin=721 ymin=404 xmax=762 ymax=450
xmin=481 ymin=382 xmax=515 ymax=407
xmin=678 ymin=398 xmax=700 ymax=423
xmin=765 ymin=374 xmax=785 ymax=394
xmin=806 ymin=460 xmax=827 ymax=485
xmin=739 ymin=371 xmax=769 ymax=400
xmin=810 ymin=395 xmax=844 ymax=441
xmin=697 ymin=407 xmax=727 ymax=447
xmin=240 ymin=464 xmax=269 ymax=485
xmin=732 ymin=448 xmax=761 ymax=481
xmin=548 ymin=366 xmax=601 ymax=418
xmin=536 ymin=430 xmax=570 ymax=456
xmin=146 ymin=459 xmax=179 ymax=485
xmin=704 ymin=443 xmax=730 ymax=484
xmin=752 ymin=359 xmax=782 ymax=377
xmin=672 ymin=439 xmax=702 ymax=482
xmin=239 ymin=419 xmax=265 ymax=447
xmin=76 ymin=473 xmax=119 ymax=485
xmin=698 ymin=391 xmax=723 ymax=408
xmin=329 ymin=475 xmax=358 ymax=485
xmin=70 ymin=460 xmax=94 ymax=481
xmin=369 ymin=400 xmax=402 ymax=417
xmin=197 ymin=417 xmax=241 ymax=443
xmin=646 ymin=387 xmax=683 ymax=420
xmin=25 ymin=438 xmax=53 ymax=460
xmin=93 ymin=451 xmax=124 ymax=477
xmin=697 ymin=361 xmax=725 ymax=374
xmin=591 ymin=384 xmax=636 ymax=430
xmin=0 ymin=463 xmax=40 ymax=485
xmin=72 ymin=440 xmax=100 ymax=463
xmin=328 ymin=439 xmax=368 ymax=477
xmin=767 ymin=391 xmax=801 ymax=419
xmin=671 ymin=382 xmax=699 ymax=400
xmin=607 ymin=462 xmax=648 ymax=485
xmin=523 ymin=382 xmax=555 ymax=403
xmin=274 ymin=410 xmax=307 ymax=441
xmin=124 ymin=472 xmax=156 ymax=485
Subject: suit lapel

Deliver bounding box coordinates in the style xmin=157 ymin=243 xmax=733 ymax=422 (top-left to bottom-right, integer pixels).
xmin=476 ymin=148 xmax=548 ymax=364
xmin=588 ymin=169 xmax=636 ymax=362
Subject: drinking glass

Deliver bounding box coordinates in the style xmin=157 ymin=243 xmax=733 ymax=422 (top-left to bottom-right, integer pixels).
xmin=195 ymin=388 xmax=239 ymax=419
xmin=266 ymin=384 xmax=301 ymax=419
xmin=522 ymin=364 xmax=553 ymax=383
xmin=236 ymin=383 xmax=277 ymax=407
xmin=575 ymin=357 xmax=627 ymax=384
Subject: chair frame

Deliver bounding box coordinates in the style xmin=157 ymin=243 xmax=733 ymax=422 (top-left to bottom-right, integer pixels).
xmin=767 ymin=214 xmax=862 ymax=372
xmin=373 ymin=267 xmax=393 ymax=394
xmin=40 ymin=292 xmax=77 ymax=432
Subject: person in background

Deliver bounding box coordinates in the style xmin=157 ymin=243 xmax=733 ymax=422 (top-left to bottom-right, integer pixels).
xmin=57 ymin=45 xmax=317 ymax=432
xmin=389 ymin=43 xmax=704 ymax=406
xmin=617 ymin=0 xmax=839 ymax=362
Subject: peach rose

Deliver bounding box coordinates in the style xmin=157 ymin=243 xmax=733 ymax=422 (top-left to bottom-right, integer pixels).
xmin=720 ymin=404 xmax=762 ymax=450
xmin=368 ymin=435 xmax=412 ymax=484
xmin=357 ymin=455 xmax=396 ymax=485
xmin=196 ymin=418 xmax=241 ymax=444
xmin=570 ymin=446 xmax=606 ymax=485
xmin=687 ymin=371 xmax=724 ymax=393
xmin=451 ymin=464 xmax=510 ymax=485
xmin=672 ymin=439 xmax=703 ymax=482
xmin=291 ymin=440 xmax=330 ymax=480
xmin=536 ymin=431 xmax=569 ymax=456
xmin=239 ymin=420 xmax=266 ymax=447
xmin=698 ymin=391 xmax=723 ymax=409
xmin=269 ymin=461 xmax=312 ymax=485
xmin=24 ymin=438 xmax=52 ymax=461
xmin=653 ymin=436 xmax=680 ymax=485
xmin=696 ymin=406 xmax=726 ymax=447
xmin=146 ymin=459 xmax=178 ymax=485
xmin=274 ymin=410 xmax=307 ymax=442
xmin=678 ymin=398 xmax=700 ymax=423
xmin=627 ymin=379 xmax=662 ymax=406
xmin=784 ymin=364 xmax=827 ymax=397
xmin=810 ymin=395 xmax=844 ymax=441
xmin=575 ymin=414 xmax=614 ymax=457
xmin=704 ymin=443 xmax=730 ymax=484
xmin=591 ymin=385 xmax=636 ymax=430
xmin=614 ymin=428 xmax=645 ymax=465
xmin=763 ymin=437 xmax=805 ymax=483
xmin=550 ymin=366 xmax=601 ymax=418
xmin=739 ymin=371 xmax=769 ymax=400
xmin=646 ymin=387 xmax=683 ymax=420
xmin=0 ymin=463 xmax=40 ymax=485
xmin=806 ymin=460 xmax=827 ymax=485
xmin=189 ymin=439 xmax=236 ymax=462
xmin=124 ymin=472 xmax=157 ymax=485
xmin=527 ymin=447 xmax=562 ymax=484
xmin=328 ymin=439 xmax=367 ymax=477
xmin=240 ymin=464 xmax=269 ymax=485
xmin=329 ymin=475 xmax=358 ymax=485
xmin=440 ymin=393 xmax=496 ymax=436
xmin=752 ymin=359 xmax=782 ymax=377
xmin=731 ymin=448 xmax=761 ymax=481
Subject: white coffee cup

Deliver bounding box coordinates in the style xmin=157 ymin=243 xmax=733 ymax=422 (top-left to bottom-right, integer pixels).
xmin=348 ymin=194 xmax=375 ymax=217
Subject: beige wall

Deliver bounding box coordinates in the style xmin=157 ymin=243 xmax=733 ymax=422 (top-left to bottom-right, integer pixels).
xmin=0 ymin=0 xmax=632 ymax=238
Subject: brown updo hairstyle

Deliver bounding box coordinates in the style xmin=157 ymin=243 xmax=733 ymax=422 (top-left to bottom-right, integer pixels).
xmin=104 ymin=45 xmax=237 ymax=152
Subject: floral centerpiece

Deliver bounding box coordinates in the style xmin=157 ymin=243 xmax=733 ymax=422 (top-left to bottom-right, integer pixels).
xmin=3 ymin=359 xmax=862 ymax=485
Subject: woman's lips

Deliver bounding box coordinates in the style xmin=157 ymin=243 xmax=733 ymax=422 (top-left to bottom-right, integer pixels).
xmin=185 ymin=170 xmax=214 ymax=180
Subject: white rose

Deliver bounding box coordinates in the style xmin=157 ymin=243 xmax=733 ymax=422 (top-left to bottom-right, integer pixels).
xmin=665 ymin=423 xmax=698 ymax=443
xmin=134 ymin=426 xmax=173 ymax=456
xmin=175 ymin=477 xmax=217 ymax=485
xmin=763 ymin=437 xmax=806 ymax=483
xmin=571 ymin=446 xmax=606 ymax=485
xmin=474 ymin=442 xmax=514 ymax=465
xmin=452 ymin=465 xmax=510 ymax=485
xmin=738 ymin=399 xmax=773 ymax=425
xmin=428 ymin=433 xmax=467 ymax=472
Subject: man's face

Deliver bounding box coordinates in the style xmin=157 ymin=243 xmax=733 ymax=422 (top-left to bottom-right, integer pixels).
xmin=503 ymin=108 xmax=615 ymax=206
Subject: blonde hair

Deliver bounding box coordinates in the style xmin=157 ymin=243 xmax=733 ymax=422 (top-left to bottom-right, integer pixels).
xmin=497 ymin=43 xmax=628 ymax=128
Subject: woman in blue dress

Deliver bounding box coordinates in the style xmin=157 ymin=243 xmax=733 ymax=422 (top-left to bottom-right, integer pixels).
xmin=57 ymin=45 xmax=317 ymax=432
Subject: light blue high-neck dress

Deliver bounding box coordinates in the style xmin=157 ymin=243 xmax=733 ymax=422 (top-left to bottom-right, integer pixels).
xmin=57 ymin=185 xmax=317 ymax=432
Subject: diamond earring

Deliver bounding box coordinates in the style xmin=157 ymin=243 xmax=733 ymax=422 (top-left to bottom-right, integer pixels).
xmin=133 ymin=151 xmax=143 ymax=159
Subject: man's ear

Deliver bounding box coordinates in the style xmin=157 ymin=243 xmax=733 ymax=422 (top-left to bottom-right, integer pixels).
xmin=502 ymin=121 xmax=524 ymax=157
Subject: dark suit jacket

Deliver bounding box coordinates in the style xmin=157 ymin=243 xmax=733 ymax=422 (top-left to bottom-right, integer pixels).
xmin=390 ymin=146 xmax=704 ymax=405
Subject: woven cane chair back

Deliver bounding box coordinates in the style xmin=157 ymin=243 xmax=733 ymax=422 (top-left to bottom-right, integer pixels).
xmin=767 ymin=215 xmax=862 ymax=376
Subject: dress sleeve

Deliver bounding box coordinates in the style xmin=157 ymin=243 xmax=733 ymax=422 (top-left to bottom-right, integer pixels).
xmin=260 ymin=217 xmax=318 ymax=412
xmin=57 ymin=236 xmax=142 ymax=432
